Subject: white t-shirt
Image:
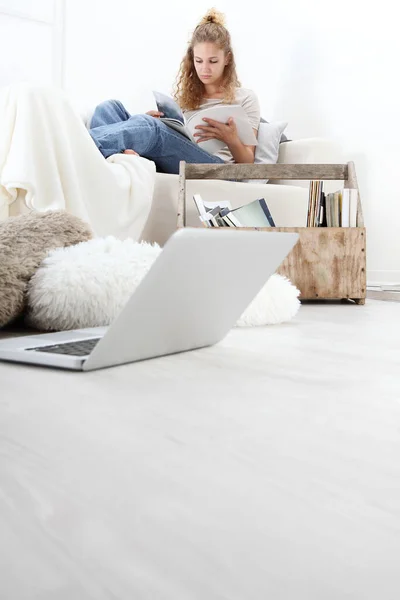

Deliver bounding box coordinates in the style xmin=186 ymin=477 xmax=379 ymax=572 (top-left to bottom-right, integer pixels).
xmin=182 ymin=87 xmax=260 ymax=163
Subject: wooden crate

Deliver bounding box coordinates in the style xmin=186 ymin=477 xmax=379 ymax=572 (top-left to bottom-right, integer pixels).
xmin=177 ymin=162 xmax=366 ymax=304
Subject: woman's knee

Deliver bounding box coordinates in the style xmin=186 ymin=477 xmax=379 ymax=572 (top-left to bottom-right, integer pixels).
xmin=129 ymin=113 xmax=163 ymax=137
xmin=139 ymin=113 xmax=162 ymax=128
xmin=95 ymin=99 xmax=123 ymax=112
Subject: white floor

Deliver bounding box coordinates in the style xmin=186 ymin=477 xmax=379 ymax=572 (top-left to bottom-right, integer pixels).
xmin=1 ymin=300 xmax=400 ymax=599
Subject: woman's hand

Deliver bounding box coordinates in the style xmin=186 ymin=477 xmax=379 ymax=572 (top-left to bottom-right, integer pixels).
xmin=146 ymin=110 xmax=164 ymax=118
xmin=193 ymin=117 xmax=239 ymax=146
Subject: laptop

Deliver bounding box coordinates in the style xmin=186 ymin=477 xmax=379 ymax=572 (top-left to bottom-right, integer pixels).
xmin=0 ymin=228 xmax=298 ymax=371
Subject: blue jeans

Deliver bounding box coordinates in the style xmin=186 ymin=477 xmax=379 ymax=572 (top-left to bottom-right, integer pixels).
xmin=89 ymin=100 xmax=225 ymax=174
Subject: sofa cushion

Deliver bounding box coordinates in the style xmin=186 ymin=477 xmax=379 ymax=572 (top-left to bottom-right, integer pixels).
xmin=250 ymin=121 xmax=289 ymax=183
xmin=255 ymin=121 xmax=288 ymax=165
xmin=260 ymin=117 xmax=290 ymax=143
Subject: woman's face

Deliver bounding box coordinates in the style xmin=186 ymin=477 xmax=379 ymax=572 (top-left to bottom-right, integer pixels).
xmin=193 ymin=42 xmax=229 ymax=86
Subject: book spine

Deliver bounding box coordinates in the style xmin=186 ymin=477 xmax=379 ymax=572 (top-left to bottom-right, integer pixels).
xmin=333 ymin=192 xmax=340 ymax=227
xmin=341 ymin=189 xmax=350 ymax=227
xmin=349 ymin=189 xmax=358 ymax=227
xmin=311 ymin=181 xmax=317 ymax=227
xmin=221 ymin=215 xmax=236 ymax=227
xmin=314 ymin=181 xmax=323 ymax=227
xmin=319 ymin=192 xmax=327 ymax=227
xmin=307 ymin=181 xmax=314 ymax=227
xmin=258 ymin=198 xmax=275 ymax=227
xmin=326 ymin=193 xmax=333 ymax=227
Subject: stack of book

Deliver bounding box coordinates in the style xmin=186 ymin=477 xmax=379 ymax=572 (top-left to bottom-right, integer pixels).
xmin=307 ymin=180 xmax=325 ymax=227
xmin=193 ymin=194 xmax=275 ymax=228
xmin=307 ymin=182 xmax=358 ymax=227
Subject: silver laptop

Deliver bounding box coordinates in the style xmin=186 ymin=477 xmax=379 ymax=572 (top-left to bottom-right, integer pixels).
xmin=0 ymin=228 xmax=298 ymax=371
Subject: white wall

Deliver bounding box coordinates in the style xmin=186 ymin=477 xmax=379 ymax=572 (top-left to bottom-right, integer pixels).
xmin=0 ymin=0 xmax=64 ymax=87
xmin=30 ymin=0 xmax=400 ymax=284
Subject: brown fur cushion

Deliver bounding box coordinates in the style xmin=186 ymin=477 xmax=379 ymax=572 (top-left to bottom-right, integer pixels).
xmin=0 ymin=211 xmax=92 ymax=328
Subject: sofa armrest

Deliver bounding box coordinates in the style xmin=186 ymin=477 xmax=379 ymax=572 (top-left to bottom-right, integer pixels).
xmin=275 ymin=138 xmax=344 ymax=190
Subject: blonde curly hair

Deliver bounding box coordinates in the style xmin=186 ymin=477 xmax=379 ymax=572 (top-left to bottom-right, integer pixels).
xmin=173 ymin=8 xmax=240 ymax=111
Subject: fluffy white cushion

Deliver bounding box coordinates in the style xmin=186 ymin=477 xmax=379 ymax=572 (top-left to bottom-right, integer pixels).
xmin=26 ymin=237 xmax=300 ymax=331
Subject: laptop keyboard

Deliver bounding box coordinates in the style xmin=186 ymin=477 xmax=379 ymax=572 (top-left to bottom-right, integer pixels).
xmin=27 ymin=338 xmax=101 ymax=357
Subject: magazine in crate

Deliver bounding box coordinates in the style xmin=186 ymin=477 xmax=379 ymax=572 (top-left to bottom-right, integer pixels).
xmin=193 ymin=194 xmax=275 ymax=228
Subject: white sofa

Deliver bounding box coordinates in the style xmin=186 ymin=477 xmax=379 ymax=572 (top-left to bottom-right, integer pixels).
xmin=140 ymin=137 xmax=343 ymax=246
xmin=78 ymin=100 xmax=343 ymax=244
xmin=4 ymin=134 xmax=343 ymax=245
xmin=1 ymin=87 xmax=343 ymax=242
xmin=3 ymin=88 xmax=343 ymax=244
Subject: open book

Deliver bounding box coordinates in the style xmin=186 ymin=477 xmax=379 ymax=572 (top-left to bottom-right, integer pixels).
xmin=153 ymin=91 xmax=258 ymax=155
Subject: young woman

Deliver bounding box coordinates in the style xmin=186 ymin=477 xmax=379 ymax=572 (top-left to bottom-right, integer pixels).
xmin=89 ymin=9 xmax=260 ymax=174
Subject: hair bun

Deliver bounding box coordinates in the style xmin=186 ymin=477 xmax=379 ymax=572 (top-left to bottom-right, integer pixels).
xmin=199 ymin=8 xmax=226 ymax=27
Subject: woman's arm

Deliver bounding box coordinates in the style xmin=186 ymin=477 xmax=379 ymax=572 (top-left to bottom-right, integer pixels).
xmin=227 ymin=127 xmax=258 ymax=163
xmin=194 ymin=119 xmax=258 ymax=164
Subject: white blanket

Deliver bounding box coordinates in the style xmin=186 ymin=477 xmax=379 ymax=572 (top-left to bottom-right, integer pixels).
xmin=0 ymin=83 xmax=156 ymax=240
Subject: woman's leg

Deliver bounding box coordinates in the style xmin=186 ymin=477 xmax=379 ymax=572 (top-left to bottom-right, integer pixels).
xmin=89 ymin=99 xmax=131 ymax=129
xmin=90 ymin=113 xmax=224 ymax=173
